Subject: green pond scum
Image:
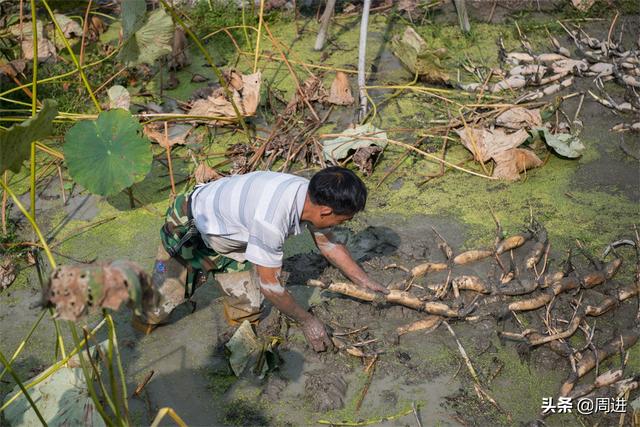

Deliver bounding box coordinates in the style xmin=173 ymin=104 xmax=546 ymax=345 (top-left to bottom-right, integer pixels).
xmin=154 ymin=8 xmax=638 ymax=256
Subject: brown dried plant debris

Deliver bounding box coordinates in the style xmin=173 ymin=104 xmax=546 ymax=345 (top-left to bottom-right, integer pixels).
xmin=491 ymin=148 xmax=543 ymax=181
xmin=89 ymin=16 xmax=106 ymax=40
xmin=397 ymin=0 xmax=418 ymax=12
xmin=188 ymin=70 xmax=262 ymax=122
xmin=495 ymin=108 xmax=542 ymax=130
xmin=191 ymin=74 xmax=209 ymax=83
xmin=44 ymin=261 xmax=150 ymax=321
xmin=0 ymin=256 xmax=17 ymax=291
xmin=397 ymin=315 xmax=443 ymax=336
xmin=327 ymin=72 xmax=354 ymax=106
xmin=0 ymin=59 xmax=27 ymax=78
xmin=284 ymin=75 xmax=328 ymax=116
xmin=56 ymin=14 xmax=82 ymax=38
xmin=264 ymin=0 xmax=290 ymax=11
xmin=455 ymin=127 xmax=530 ymax=163
xmin=21 ymin=38 xmax=57 ymax=63
xmin=226 ymin=143 xmax=255 ymax=175
xmin=571 ymin=0 xmax=596 ymax=11
xmin=143 ymin=123 xmax=187 ymax=148
xmin=168 ymin=27 xmax=189 ymax=71
xmin=353 ymin=145 xmax=383 ymax=176
xmin=194 ymin=162 xmax=222 ymax=184
xmin=300 ymin=75 xmax=328 ymax=103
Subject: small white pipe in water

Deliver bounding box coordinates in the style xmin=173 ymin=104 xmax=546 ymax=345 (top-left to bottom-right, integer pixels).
xmin=358 ymin=0 xmax=372 ymax=122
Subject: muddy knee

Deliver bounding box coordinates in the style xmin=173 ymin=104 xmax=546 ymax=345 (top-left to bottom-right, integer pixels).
xmin=216 ymin=270 xmax=263 ymax=324
xmin=141 ymin=254 xmax=189 ymax=324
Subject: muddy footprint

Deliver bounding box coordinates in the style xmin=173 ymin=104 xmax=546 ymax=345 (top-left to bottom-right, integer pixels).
xmin=304 ymin=371 xmax=348 ymax=411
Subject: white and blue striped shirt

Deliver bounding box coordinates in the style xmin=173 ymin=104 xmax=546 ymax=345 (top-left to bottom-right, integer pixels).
xmin=190 ymin=171 xmax=309 ymax=268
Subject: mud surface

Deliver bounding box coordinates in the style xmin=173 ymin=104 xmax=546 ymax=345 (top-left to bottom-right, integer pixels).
xmin=304 ymin=371 xmax=348 ymax=411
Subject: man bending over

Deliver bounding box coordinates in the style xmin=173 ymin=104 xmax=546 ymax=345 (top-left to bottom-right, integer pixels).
xmin=134 ymin=166 xmax=388 ymax=351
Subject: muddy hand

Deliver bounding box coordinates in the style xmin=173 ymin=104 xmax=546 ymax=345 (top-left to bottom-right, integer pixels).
xmin=362 ymin=279 xmax=389 ymax=295
xmin=301 ymin=316 xmax=333 ymax=352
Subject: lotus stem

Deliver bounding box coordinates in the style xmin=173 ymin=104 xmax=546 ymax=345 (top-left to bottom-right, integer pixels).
xmin=70 ymin=326 xmax=114 ymax=427
xmin=202 ymin=25 xmax=259 ymax=41
xmin=106 ymin=313 xmax=129 ymax=416
xmin=0 ymin=181 xmax=67 ymax=359
xmin=0 ymin=349 xmax=47 ymax=426
xmin=314 ymin=0 xmax=336 ymax=51
xmin=80 ymin=328 xmax=119 ymax=419
xmin=151 ymin=408 xmax=188 ymax=427
xmin=0 ymin=318 xmax=106 ymax=412
xmin=29 ymin=0 xmax=37 ymax=114
xmin=1 ymin=171 xmax=7 ymax=235
xmin=0 ymin=181 xmax=56 ymax=267
xmin=29 ymin=0 xmax=38 ymax=220
xmin=0 ymin=49 xmax=118 ymax=100
xmin=254 ymin=0 xmax=265 ymax=72
xmin=159 ymin=0 xmax=252 ymax=143
xmin=79 ymin=0 xmax=93 ymax=67
xmin=41 ymin=0 xmax=101 ymax=112
xmin=240 ymin=0 xmax=251 ymax=49
xmin=0 ymin=310 xmax=46 ymax=381
xmin=0 ymin=96 xmax=33 ymax=107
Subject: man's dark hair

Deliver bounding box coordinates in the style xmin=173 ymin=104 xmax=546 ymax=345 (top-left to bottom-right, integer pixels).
xmin=308 ymin=167 xmax=367 ymax=215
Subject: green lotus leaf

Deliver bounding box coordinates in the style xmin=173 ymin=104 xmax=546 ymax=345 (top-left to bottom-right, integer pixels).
xmin=533 ymin=127 xmax=585 ymax=159
xmin=63 ymin=109 xmax=152 ymax=197
xmin=118 ymin=8 xmax=173 ymax=66
xmin=121 ymin=0 xmax=147 ymax=39
xmin=0 ymin=99 xmax=58 ymax=174
xmin=322 ymin=123 xmax=388 ymax=161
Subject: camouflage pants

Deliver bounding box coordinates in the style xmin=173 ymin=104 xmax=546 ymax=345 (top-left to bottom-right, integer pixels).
xmin=140 ymin=191 xmax=263 ymax=325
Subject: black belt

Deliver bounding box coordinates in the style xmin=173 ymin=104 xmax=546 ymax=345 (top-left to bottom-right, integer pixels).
xmin=166 ymin=191 xmax=198 ymax=257
xmin=186 ymin=192 xmax=194 ymax=220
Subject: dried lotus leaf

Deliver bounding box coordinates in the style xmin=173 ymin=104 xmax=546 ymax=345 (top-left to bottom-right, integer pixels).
xmin=327 ymin=72 xmax=354 ymax=106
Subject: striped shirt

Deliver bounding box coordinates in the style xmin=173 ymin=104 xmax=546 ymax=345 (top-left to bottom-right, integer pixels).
xmin=190 ymin=171 xmax=309 ymax=268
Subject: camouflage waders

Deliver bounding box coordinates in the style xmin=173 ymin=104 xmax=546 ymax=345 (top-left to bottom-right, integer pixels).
xmin=140 ymin=190 xmax=263 ymax=326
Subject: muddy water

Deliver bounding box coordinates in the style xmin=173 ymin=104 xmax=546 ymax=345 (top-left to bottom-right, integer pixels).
xmin=568 ymin=81 xmax=639 ymax=203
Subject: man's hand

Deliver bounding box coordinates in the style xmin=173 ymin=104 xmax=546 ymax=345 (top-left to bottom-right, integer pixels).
xmin=301 ymin=316 xmax=333 ymax=352
xmin=256 ymin=265 xmax=334 ymax=353
xmin=361 ymin=279 xmax=389 ymax=295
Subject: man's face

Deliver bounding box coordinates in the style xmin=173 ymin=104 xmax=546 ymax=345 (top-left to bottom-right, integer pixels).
xmin=313 ymin=210 xmax=354 ymax=229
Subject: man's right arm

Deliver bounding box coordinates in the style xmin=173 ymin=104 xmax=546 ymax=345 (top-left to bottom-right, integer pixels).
xmin=255 ymin=265 xmax=332 ymax=352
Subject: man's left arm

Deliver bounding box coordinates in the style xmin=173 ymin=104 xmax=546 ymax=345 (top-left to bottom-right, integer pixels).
xmin=311 ymin=230 xmax=389 ymax=294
